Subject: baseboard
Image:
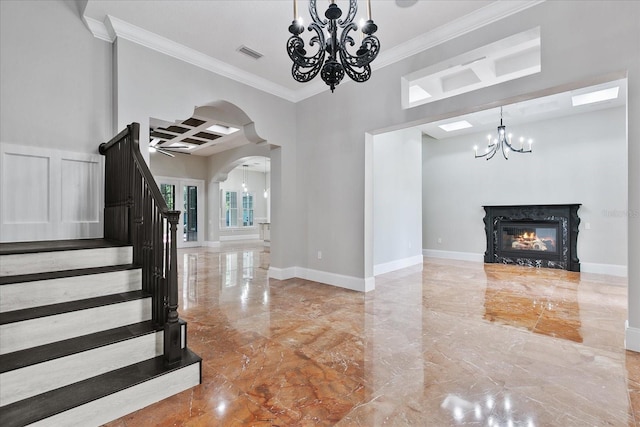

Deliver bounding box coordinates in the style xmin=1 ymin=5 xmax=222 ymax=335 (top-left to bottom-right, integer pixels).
xmin=268 ymin=266 xmax=297 ymax=281
xmin=374 ymin=255 xmax=423 ymax=276
xmin=625 ymin=321 xmax=640 ymax=352
xmin=422 ymin=249 xmax=484 ymax=263
xmin=203 ymin=241 xmax=220 ymax=248
xmin=580 ymin=262 xmax=627 ymax=277
xmin=268 ymin=266 xmax=374 ymax=292
xmin=219 ymin=234 xmax=260 ymax=241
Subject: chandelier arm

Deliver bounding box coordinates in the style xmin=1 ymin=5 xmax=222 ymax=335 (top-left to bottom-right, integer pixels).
xmin=336 ymin=23 xmax=379 ymax=83
xmin=342 ymin=35 xmax=380 ymax=68
xmin=287 ymin=21 xmax=327 ymax=83
xmin=475 ymin=143 xmax=498 ymax=160
xmin=338 ymin=0 xmax=358 ymax=27
xmin=487 ymin=145 xmax=499 ymax=160
xmin=502 ymin=140 xmax=509 ymax=160
xmin=503 ymin=136 xmax=532 ymax=153
xmin=308 ymin=0 xmax=327 ymax=28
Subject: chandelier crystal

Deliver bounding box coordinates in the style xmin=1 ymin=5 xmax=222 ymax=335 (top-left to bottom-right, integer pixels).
xmin=474 ymin=107 xmax=533 ymax=160
xmin=287 ymin=0 xmax=381 ymax=92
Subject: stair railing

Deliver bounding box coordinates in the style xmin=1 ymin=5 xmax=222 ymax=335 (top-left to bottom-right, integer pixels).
xmin=99 ymin=122 xmax=182 ymax=365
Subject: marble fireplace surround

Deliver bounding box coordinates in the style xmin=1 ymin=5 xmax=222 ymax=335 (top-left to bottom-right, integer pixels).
xmin=483 ymin=204 xmax=581 ymax=272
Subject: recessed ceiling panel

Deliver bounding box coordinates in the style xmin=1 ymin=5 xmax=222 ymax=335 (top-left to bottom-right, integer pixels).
xmin=182 ymin=118 xmax=206 ymax=127
xmin=193 ymin=132 xmax=222 ymax=140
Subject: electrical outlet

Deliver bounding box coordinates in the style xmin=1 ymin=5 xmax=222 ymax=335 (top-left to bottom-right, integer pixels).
xmin=437 ymin=238 xmax=442 ymax=244
xmin=317 ymin=251 xmax=322 ymax=259
xmin=585 ymin=223 xmax=591 ymax=230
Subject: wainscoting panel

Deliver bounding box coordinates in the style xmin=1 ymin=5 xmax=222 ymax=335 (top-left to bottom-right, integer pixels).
xmin=0 ymin=143 xmax=103 ymax=242
xmin=2 ymin=152 xmax=50 ymax=223
xmin=61 ymin=157 xmax=100 ymax=223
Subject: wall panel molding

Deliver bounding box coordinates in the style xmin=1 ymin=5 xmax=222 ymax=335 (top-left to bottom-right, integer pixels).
xmin=0 ymin=143 xmax=103 ymax=242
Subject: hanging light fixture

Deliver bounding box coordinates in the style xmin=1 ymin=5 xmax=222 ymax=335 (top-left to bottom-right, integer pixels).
xmin=263 ymin=158 xmax=268 ymax=199
xmin=242 ymin=165 xmax=248 ymax=193
xmin=287 ymin=0 xmax=381 ymax=92
xmin=474 ymin=107 xmax=533 ymax=160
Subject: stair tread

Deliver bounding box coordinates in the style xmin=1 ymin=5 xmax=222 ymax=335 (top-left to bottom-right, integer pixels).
xmin=0 ymin=348 xmax=202 ymax=427
xmin=0 ymin=321 xmax=158 ymax=374
xmin=0 ymin=264 xmax=140 ymax=285
xmin=0 ymin=290 xmax=150 ymax=325
xmin=0 ymin=238 xmax=129 ymax=256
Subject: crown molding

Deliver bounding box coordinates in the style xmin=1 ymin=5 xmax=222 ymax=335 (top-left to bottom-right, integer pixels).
xmin=82 ymin=15 xmax=113 ymax=43
xmin=82 ymin=0 xmax=545 ymax=103
xmin=373 ymin=0 xmax=545 ymax=71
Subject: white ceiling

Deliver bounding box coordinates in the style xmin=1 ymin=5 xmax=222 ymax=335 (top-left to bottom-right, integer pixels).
xmin=418 ymin=78 xmax=627 ymax=140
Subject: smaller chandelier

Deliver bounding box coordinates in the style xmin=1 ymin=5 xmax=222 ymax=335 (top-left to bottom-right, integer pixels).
xmin=474 ymin=107 xmax=533 ymax=160
xmin=287 ymin=0 xmax=380 ymax=92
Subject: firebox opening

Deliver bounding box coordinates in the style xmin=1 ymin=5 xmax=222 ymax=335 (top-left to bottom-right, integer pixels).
xmin=500 ymin=221 xmax=559 ymax=254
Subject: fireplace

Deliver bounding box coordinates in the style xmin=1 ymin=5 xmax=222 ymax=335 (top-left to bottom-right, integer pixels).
xmin=483 ymin=204 xmax=581 ymax=271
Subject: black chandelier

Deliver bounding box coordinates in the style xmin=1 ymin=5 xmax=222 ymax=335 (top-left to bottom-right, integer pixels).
xmin=474 ymin=107 xmax=533 ymax=161
xmin=287 ymin=0 xmax=380 ymax=92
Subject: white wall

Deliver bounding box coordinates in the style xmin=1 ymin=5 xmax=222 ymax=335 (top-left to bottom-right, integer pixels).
xmin=150 ymin=152 xmax=209 ymax=182
xmin=373 ymin=128 xmax=423 ymax=275
xmin=0 ymin=0 xmax=113 ymax=152
xmin=422 ymin=106 xmax=628 ymax=271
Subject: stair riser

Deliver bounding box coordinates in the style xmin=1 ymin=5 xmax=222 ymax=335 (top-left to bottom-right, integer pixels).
xmin=27 ymin=362 xmax=201 ymax=427
xmin=0 ymin=298 xmax=151 ymax=355
xmin=0 ymin=247 xmax=133 ymax=276
xmin=0 ymin=331 xmax=163 ymax=406
xmin=0 ymin=269 xmax=142 ymax=313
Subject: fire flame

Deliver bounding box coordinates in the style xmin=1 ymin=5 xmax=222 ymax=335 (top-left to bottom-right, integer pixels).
xmin=522 ymin=232 xmax=536 ymax=240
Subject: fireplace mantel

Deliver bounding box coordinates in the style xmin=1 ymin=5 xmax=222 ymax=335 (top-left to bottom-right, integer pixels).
xmin=483 ymin=204 xmax=581 ymax=271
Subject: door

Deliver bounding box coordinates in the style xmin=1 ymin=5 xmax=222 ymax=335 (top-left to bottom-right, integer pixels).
xmin=158 ymin=178 xmax=204 ymax=248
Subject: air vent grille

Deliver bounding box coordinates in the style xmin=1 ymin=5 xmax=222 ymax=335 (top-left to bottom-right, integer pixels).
xmin=237 ymin=45 xmax=263 ymax=60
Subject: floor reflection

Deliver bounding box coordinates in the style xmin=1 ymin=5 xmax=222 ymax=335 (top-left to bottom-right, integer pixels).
xmin=482 ymin=264 xmax=583 ymax=343
xmin=104 ymin=245 xmax=638 ymax=427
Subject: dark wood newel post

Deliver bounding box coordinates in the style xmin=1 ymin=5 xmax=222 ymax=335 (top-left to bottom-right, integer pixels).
xmin=164 ymin=210 xmax=182 ymax=365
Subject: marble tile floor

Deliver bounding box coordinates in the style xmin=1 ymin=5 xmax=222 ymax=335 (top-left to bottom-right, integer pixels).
xmin=104 ymin=243 xmax=639 ymax=426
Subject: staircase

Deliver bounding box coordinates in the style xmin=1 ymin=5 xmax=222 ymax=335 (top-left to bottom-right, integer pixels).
xmin=0 ymin=239 xmax=201 ymax=426
xmin=0 ymin=123 xmax=202 ymax=425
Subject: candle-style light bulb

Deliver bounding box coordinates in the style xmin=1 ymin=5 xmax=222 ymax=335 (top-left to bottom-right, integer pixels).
xmin=293 ymin=0 xmax=297 ymax=20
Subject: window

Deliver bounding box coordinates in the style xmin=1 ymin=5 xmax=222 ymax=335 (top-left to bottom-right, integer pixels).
xmin=223 ymin=191 xmax=255 ymax=228
xmin=225 ymin=191 xmax=238 ymax=227
xmin=242 ymin=193 xmax=254 ymax=226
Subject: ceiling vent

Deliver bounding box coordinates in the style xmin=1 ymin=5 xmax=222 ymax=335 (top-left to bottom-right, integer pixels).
xmin=237 ymin=45 xmax=263 ymax=60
